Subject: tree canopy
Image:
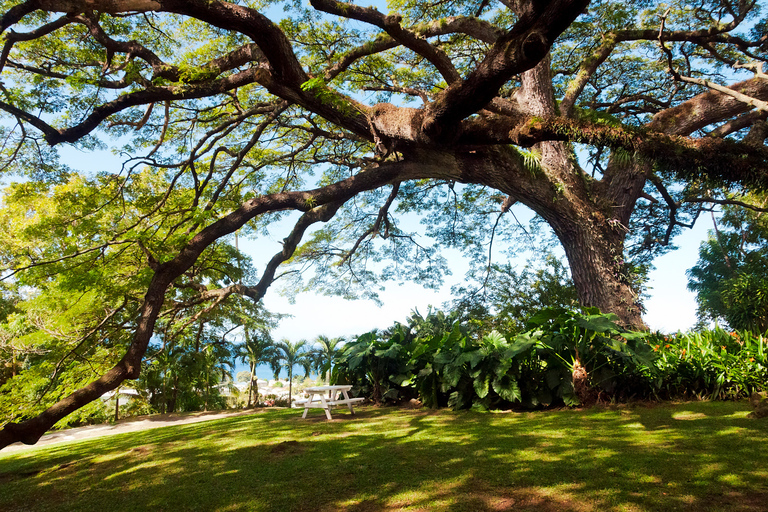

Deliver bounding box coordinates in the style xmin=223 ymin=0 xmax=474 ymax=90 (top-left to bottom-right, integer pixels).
xmin=0 ymin=0 xmax=767 ymax=448
xmin=688 ymin=193 xmax=768 ymax=332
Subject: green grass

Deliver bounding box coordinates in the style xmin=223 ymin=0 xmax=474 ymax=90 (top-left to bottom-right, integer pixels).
xmin=1 ymin=402 xmax=767 ymax=511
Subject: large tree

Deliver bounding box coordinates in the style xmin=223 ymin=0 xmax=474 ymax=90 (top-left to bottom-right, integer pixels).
xmin=0 ymin=0 xmax=767 ymax=448
xmin=687 ymin=193 xmax=768 ymax=332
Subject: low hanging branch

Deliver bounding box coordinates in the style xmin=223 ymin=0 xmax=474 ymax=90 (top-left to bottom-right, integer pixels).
xmin=0 ymin=155 xmax=451 ymax=449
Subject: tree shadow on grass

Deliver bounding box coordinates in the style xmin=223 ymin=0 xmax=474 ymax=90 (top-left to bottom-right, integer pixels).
xmin=0 ymin=402 xmax=766 ymax=512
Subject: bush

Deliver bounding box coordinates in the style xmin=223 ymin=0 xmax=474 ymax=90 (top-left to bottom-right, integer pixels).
xmin=335 ymin=308 xmax=768 ymax=409
xmin=648 ymin=328 xmax=768 ymax=400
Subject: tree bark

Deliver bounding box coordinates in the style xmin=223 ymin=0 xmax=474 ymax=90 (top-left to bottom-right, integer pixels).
xmin=247 ymin=363 xmax=255 ymax=408
xmin=501 ymin=57 xmax=645 ymax=327
xmin=114 ymin=387 xmax=120 ymax=422
xmin=549 ymin=211 xmax=644 ymax=327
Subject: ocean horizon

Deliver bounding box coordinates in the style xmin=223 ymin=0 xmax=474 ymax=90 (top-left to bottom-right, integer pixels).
xmin=233 ymin=362 xmax=319 ymax=382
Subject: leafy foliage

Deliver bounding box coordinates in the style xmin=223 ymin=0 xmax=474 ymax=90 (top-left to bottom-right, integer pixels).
xmin=336 ymin=306 xmax=767 ymax=410
xmin=452 ymin=253 xmax=579 ymax=334
xmin=649 ymin=328 xmax=768 ymax=400
xmin=688 ymin=196 xmax=768 ymax=332
xmin=0 ymin=175 xmax=271 ymax=426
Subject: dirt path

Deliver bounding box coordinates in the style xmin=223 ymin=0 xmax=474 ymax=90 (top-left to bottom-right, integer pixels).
xmin=3 ymin=408 xmax=266 ymax=454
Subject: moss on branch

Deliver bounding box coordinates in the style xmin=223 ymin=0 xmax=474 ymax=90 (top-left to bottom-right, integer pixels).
xmin=510 ymin=117 xmax=768 ymax=191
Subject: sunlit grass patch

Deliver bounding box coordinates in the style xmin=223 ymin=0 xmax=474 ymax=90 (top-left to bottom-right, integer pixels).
xmin=0 ymin=401 xmax=766 ymax=511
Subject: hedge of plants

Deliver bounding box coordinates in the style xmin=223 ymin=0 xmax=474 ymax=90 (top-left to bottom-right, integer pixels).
xmin=332 ymin=308 xmax=768 ymax=410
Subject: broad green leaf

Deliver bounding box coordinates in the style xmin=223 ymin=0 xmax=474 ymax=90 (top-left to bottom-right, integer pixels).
xmin=576 ymin=313 xmax=621 ymax=333
xmin=473 ymin=375 xmax=490 ymax=398
xmin=492 ymin=376 xmax=521 ymax=402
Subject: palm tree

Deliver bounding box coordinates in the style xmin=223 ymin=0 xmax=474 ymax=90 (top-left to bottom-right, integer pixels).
xmin=313 ymin=335 xmax=344 ymax=383
xmin=237 ymin=329 xmax=276 ymax=407
xmin=150 ymin=345 xmax=187 ymax=414
xmin=272 ymin=339 xmax=310 ymax=407
xmin=197 ymin=342 xmax=235 ymax=411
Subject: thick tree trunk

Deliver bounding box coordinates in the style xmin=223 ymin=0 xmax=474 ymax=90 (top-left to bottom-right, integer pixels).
xmin=551 ymin=213 xmax=645 ymax=328
xmin=452 ymin=141 xmax=647 ymax=329
xmin=505 ymin=56 xmax=646 ymax=328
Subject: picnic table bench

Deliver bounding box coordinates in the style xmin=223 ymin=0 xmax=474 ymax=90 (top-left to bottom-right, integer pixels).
xmin=295 ymin=385 xmax=364 ymax=420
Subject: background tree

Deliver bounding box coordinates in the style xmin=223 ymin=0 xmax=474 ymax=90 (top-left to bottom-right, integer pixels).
xmin=311 ymin=335 xmax=344 ymax=383
xmin=1 ymin=0 xmax=768 ymax=448
xmin=688 ymin=195 xmax=768 ymax=332
xmin=452 ymin=252 xmax=580 ymax=334
xmin=271 ymin=339 xmax=310 ymax=407
xmin=237 ymin=328 xmax=276 ymax=407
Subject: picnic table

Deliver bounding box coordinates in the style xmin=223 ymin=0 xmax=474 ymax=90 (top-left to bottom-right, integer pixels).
xmin=294 ymin=385 xmax=364 ymax=420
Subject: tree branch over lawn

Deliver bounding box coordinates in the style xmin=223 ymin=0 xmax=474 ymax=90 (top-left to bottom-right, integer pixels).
xmin=0 ymin=155 xmax=455 ymax=447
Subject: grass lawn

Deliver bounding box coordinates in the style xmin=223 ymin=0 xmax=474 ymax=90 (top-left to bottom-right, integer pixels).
xmin=0 ymin=401 xmax=766 ymax=511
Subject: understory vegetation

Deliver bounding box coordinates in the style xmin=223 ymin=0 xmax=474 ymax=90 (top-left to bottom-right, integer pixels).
xmin=334 ymin=308 xmax=768 ymax=411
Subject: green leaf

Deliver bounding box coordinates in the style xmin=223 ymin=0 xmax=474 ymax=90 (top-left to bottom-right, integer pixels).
xmin=473 ymin=375 xmax=490 ymax=398
xmin=443 ymin=363 xmax=463 ymax=388
xmin=526 ymin=307 xmax=568 ymax=327
xmin=482 ymin=330 xmax=507 ymax=348
xmin=504 ymin=333 xmax=537 ymax=359
xmin=546 ymin=368 xmax=563 ymax=390
xmin=492 ymin=376 xmax=521 ymax=402
xmin=576 ymin=313 xmax=621 ymax=333
xmin=375 ymin=343 xmax=403 ymax=359
xmin=470 ymin=401 xmax=489 ymax=412
xmin=462 ymin=349 xmax=485 ymax=369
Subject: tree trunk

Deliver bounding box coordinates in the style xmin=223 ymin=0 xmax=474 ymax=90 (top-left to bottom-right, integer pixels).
xmin=503 ymin=56 xmax=644 ymax=328
xmin=550 ymin=212 xmax=645 ymax=328
xmin=161 ymin=378 xmax=167 ymax=414
xmin=449 ymin=141 xmax=648 ymax=329
xmin=114 ymin=387 xmax=120 ymax=422
xmin=170 ymin=378 xmax=178 ymax=413
xmin=288 ymin=369 xmax=293 ymax=408
xmin=247 ymin=363 xmax=255 ymax=407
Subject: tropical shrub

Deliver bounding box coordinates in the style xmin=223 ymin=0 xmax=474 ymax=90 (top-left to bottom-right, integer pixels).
xmin=333 ymin=329 xmax=409 ymax=404
xmin=648 ymin=328 xmax=768 ymax=400
xmin=336 ymin=308 xmax=767 ymax=410
xmin=336 ymin=307 xmax=656 ymax=409
xmin=520 ymin=307 xmax=656 ymax=405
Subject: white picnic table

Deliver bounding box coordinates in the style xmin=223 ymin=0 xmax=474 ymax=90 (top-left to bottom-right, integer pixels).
xmin=295 ymin=385 xmax=364 ymax=420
